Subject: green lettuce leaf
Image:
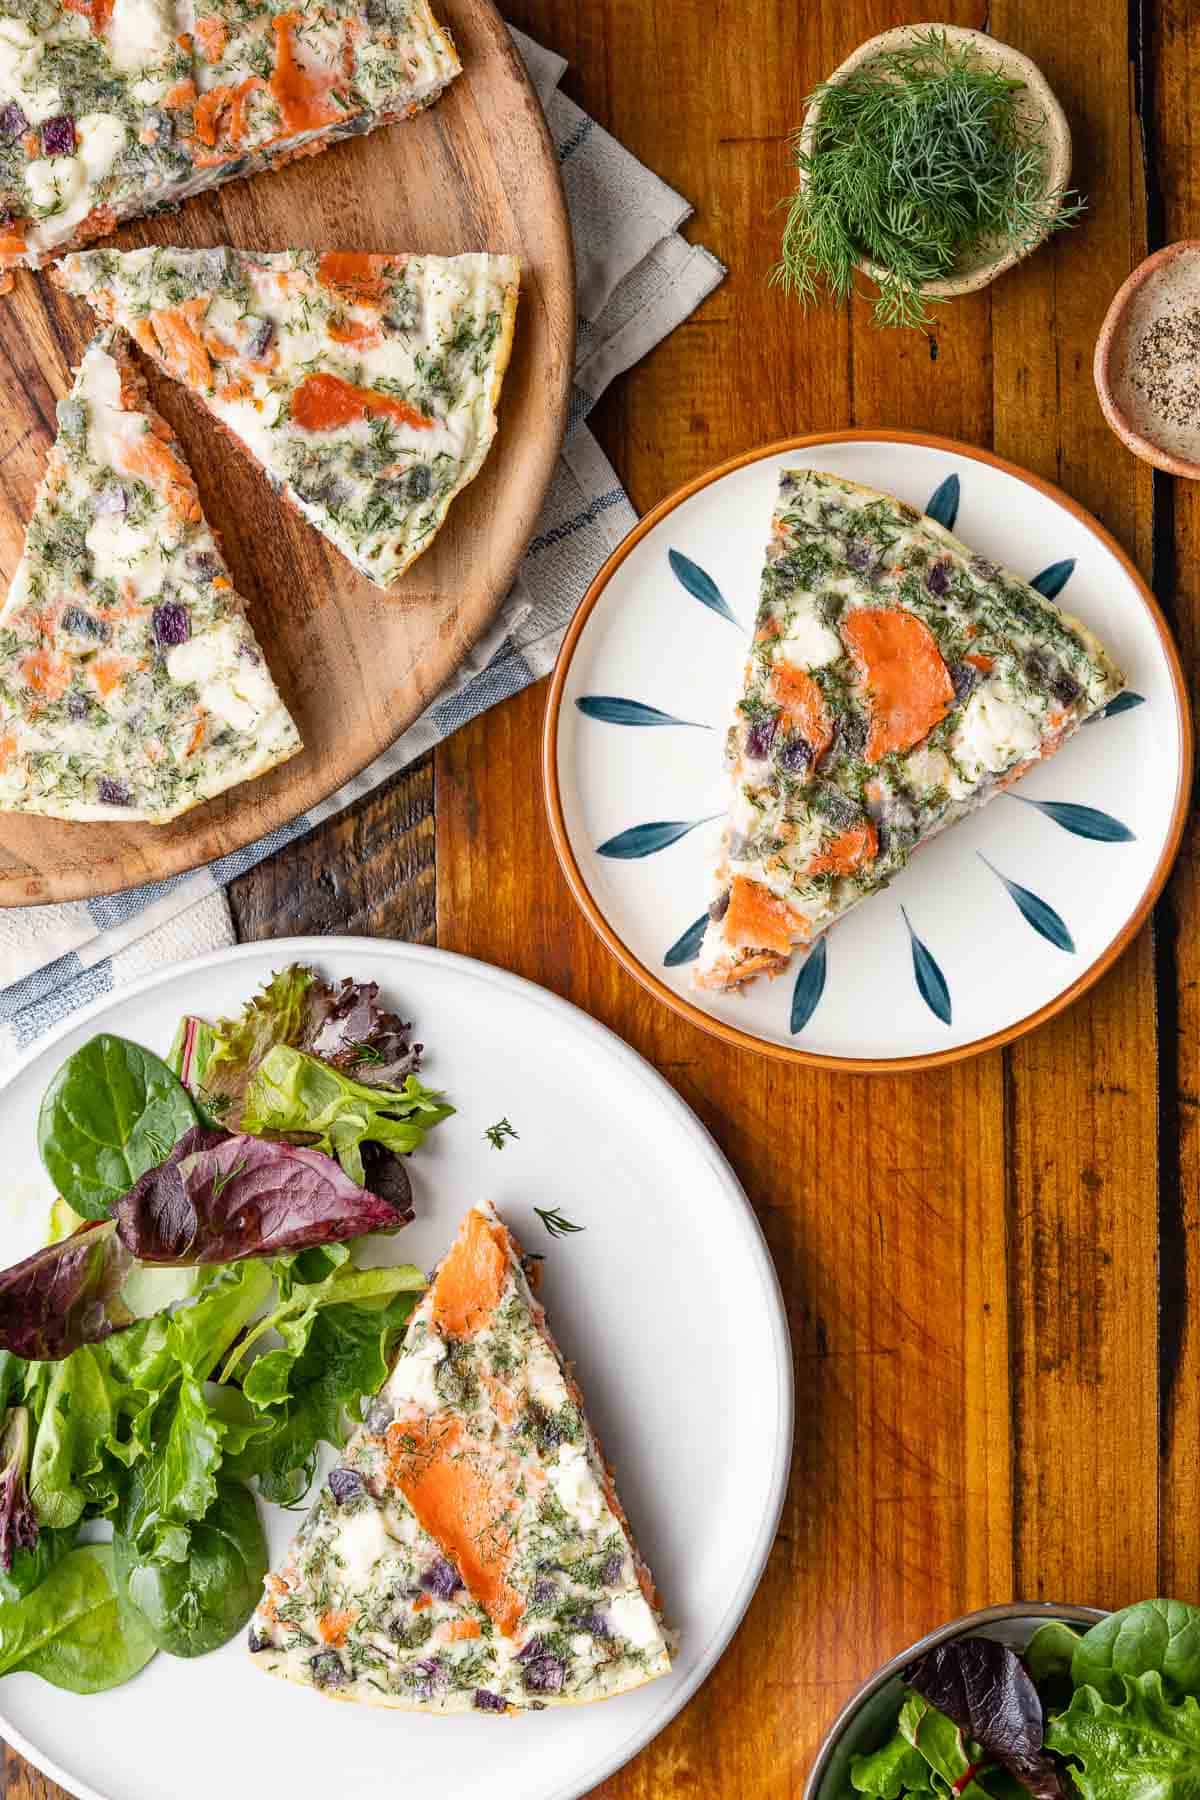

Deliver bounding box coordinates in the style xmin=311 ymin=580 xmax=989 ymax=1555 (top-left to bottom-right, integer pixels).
xmin=1046 ymin=1671 xmax=1200 ymax=1797
xmin=850 ymin=1727 xmax=935 ymax=1794
xmin=898 ymin=1695 xmax=998 ymax=1799
xmin=241 ymin=1045 xmax=452 ymax=1183
xmin=29 ymin=1345 xmax=119 ymax=1529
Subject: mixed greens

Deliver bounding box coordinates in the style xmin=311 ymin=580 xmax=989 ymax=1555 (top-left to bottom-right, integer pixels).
xmin=846 ymin=1600 xmax=1200 ymax=1800
xmin=0 ymin=965 xmax=451 ymax=1689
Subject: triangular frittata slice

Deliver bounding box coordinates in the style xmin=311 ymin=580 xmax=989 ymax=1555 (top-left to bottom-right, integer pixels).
xmin=0 ymin=0 xmax=458 ymax=274
xmin=248 ymin=1202 xmax=671 ymax=1712
xmin=0 ymin=329 xmax=300 ymax=822
xmin=695 ymin=469 xmax=1126 ymax=990
xmin=57 ymin=247 xmax=521 ymax=589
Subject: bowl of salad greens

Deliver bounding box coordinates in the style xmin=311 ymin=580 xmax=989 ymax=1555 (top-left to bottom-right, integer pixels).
xmin=805 ymin=1597 xmax=1200 ymax=1800
xmin=0 ymin=962 xmax=451 ymax=1695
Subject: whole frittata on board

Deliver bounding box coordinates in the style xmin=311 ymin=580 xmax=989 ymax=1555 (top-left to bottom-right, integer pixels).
xmin=0 ymin=328 xmax=299 ymax=821
xmin=0 ymin=0 xmax=459 ymax=274
xmin=59 ymin=244 xmax=521 ymax=586
xmin=696 ymin=469 xmax=1126 ymax=992
xmin=250 ymin=1202 xmax=672 ymax=1712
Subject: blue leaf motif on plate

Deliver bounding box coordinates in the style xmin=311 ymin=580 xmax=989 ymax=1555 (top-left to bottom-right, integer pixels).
xmin=575 ymin=696 xmax=710 ymax=729
xmin=978 ymin=854 xmax=1076 ymax=952
xmin=901 ymin=907 xmax=952 ymax=1025
xmin=790 ymin=937 xmax=828 ymax=1035
xmin=1029 ymin=558 xmax=1076 ymax=599
xmin=1085 ymin=690 xmax=1147 ymax=723
xmin=597 ymin=816 xmax=718 ymax=859
xmin=1009 ymin=795 xmax=1135 ymax=842
xmin=664 ymin=913 xmax=708 ymax=968
xmin=925 ymin=474 xmax=960 ymax=531
xmin=668 ymin=548 xmax=740 ymax=626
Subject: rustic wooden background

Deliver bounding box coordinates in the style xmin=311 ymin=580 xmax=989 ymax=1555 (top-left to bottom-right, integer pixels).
xmin=6 ymin=0 xmax=1198 ymax=1794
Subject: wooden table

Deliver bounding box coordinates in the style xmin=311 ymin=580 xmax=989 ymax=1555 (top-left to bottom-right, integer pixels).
xmin=6 ymin=0 xmax=1198 ymax=1795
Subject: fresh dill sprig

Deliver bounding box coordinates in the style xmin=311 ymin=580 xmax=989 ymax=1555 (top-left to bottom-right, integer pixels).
xmin=534 ymin=1205 xmax=584 ymax=1240
xmin=484 ymin=1117 xmax=519 ymax=1150
xmin=771 ymin=30 xmax=1086 ymax=329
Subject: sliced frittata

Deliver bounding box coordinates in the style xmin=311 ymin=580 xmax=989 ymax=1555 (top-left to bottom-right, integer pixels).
xmin=0 ymin=0 xmax=459 ymax=273
xmin=249 ymin=1202 xmax=672 ymax=1712
xmin=696 ymin=469 xmax=1126 ymax=991
xmin=57 ymin=245 xmax=521 ymax=588
xmin=0 ymin=329 xmax=299 ymax=821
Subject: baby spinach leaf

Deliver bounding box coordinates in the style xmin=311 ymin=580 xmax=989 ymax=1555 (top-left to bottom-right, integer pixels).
xmin=1071 ymin=1601 xmax=1200 ymax=1704
xmin=0 ymin=1543 xmax=156 ymax=1693
xmin=1045 ymin=1671 xmax=1200 ymax=1798
xmin=114 ymin=1479 xmax=267 ymax=1658
xmin=38 ymin=1034 xmax=198 ymax=1221
xmin=850 ymin=1727 xmax=934 ymax=1794
xmin=241 ymin=1045 xmax=452 ymax=1185
xmin=1026 ymin=1620 xmax=1084 ymax=1711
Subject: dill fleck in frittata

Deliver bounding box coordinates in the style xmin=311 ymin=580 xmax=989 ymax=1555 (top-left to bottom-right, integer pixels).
xmin=58 ymin=245 xmax=521 ymax=588
xmin=249 ymin=1201 xmax=672 ymax=1713
xmin=696 ymin=469 xmax=1125 ymax=991
xmin=0 ymin=0 xmax=459 ymax=274
xmin=0 ymin=328 xmax=299 ymax=822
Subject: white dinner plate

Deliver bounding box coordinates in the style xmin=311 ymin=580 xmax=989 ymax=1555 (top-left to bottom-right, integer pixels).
xmin=0 ymin=938 xmax=792 ymax=1800
xmin=545 ymin=433 xmax=1192 ymax=1070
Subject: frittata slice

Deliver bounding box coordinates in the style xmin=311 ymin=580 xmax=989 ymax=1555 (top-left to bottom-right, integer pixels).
xmin=696 ymin=469 xmax=1126 ymax=991
xmin=249 ymin=1201 xmax=672 ymax=1712
xmin=0 ymin=0 xmax=459 ymax=274
xmin=0 ymin=329 xmax=300 ymax=821
xmin=57 ymin=245 xmax=521 ymax=588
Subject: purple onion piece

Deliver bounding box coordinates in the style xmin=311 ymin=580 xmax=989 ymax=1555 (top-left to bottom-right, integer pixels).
xmin=775 ymin=732 xmax=812 ymax=774
xmin=577 ymin=1611 xmax=610 ymax=1637
xmin=419 ymin=1557 xmax=462 ymax=1601
xmin=97 ymin=778 xmax=131 ymax=807
xmin=600 ymin=1552 xmax=625 ymax=1586
xmin=473 ymin=1688 xmax=507 ymax=1712
xmin=244 ymin=316 xmax=274 ymax=359
xmin=949 ymin=662 xmax=978 ymax=707
xmin=187 ymin=550 xmax=222 ymax=581
xmin=744 ymin=712 xmax=778 ymax=761
xmin=707 ymin=890 xmax=730 ymax=924
xmin=365 ymin=1395 xmax=392 ymax=1435
xmin=517 ymin=1636 xmax=547 ymax=1664
xmin=530 ymin=1577 xmax=558 ymax=1609
xmin=309 ymin=1650 xmax=347 ymax=1689
xmin=523 ymin=1654 xmax=566 ymax=1695
xmin=41 ymin=115 xmax=75 ymax=156
xmin=93 ymin=481 xmax=127 ymax=517
xmin=153 ymin=602 xmax=190 ymax=648
xmin=926 ymin=558 xmax=952 ymax=597
xmin=0 ymin=103 xmax=28 ymax=139
xmin=247 ymin=1624 xmax=271 ymax=1653
xmin=67 ymin=692 xmax=90 ymax=721
xmin=327 ymin=1466 xmax=363 ymax=1504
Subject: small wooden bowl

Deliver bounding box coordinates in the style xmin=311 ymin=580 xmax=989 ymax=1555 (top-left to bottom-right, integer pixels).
xmin=797 ymin=24 xmax=1073 ymax=303
xmin=1094 ymin=240 xmax=1200 ymax=477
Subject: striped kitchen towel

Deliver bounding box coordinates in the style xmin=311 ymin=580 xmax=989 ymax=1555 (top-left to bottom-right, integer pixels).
xmin=0 ymin=27 xmax=724 ymax=1064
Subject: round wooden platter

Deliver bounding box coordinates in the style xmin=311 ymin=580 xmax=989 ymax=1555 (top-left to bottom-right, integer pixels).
xmin=0 ymin=0 xmax=574 ymax=905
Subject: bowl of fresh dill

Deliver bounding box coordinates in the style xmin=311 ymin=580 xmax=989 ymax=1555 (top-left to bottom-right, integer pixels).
xmin=774 ymin=25 xmax=1082 ymax=329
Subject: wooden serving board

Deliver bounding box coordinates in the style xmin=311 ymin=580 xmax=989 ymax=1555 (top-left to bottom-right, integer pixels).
xmin=0 ymin=0 xmax=574 ymax=905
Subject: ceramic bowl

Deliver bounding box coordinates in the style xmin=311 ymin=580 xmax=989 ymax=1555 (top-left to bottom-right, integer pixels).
xmin=1094 ymin=240 xmax=1200 ymax=477
xmin=803 ymin=1602 xmax=1107 ymax=1800
xmin=796 ymin=24 xmax=1073 ymax=302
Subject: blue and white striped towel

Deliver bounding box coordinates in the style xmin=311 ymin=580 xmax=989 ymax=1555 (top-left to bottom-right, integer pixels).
xmin=0 ymin=28 xmax=724 ymax=1064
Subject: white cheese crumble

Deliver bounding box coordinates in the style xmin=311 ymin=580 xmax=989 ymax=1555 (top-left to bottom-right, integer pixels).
xmin=779 ymin=612 xmax=843 ymax=669
xmin=104 ymin=0 xmax=176 ymax=72
xmin=526 ymin=1340 xmax=569 ymax=1412
xmin=954 ymin=683 xmax=1043 ymax=785
xmin=383 ymin=1332 xmax=447 ymax=1413
xmin=608 ymin=1591 xmax=660 ymax=1649
xmin=547 ymin=1443 xmax=606 ymax=1531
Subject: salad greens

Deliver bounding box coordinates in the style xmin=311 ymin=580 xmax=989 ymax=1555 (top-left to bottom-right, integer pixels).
xmin=0 ymin=963 xmax=451 ymax=1697
xmin=848 ymin=1602 xmax=1200 ymax=1800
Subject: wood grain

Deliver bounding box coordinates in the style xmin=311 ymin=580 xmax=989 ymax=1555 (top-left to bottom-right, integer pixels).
xmin=0 ymin=0 xmax=573 ymax=906
xmin=5 ymin=0 xmax=1194 ymax=1798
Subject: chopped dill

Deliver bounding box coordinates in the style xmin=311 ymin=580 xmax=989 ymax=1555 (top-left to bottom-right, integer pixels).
xmin=484 ymin=1117 xmax=519 ymax=1150
xmin=772 ymin=29 xmax=1085 ymax=328
xmin=534 ymin=1206 xmax=584 ymax=1240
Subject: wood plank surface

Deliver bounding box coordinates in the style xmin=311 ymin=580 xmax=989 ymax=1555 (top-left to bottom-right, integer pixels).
xmin=5 ymin=0 xmax=1193 ymax=1797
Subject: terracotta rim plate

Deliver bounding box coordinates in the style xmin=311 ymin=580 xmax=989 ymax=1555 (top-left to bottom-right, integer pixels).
xmin=0 ymin=937 xmax=792 ymax=1800
xmin=0 ymin=0 xmax=574 ymax=906
xmin=543 ymin=432 xmax=1193 ymax=1073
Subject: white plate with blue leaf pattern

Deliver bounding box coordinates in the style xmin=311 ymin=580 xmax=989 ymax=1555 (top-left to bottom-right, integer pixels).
xmin=544 ymin=433 xmax=1192 ymax=1070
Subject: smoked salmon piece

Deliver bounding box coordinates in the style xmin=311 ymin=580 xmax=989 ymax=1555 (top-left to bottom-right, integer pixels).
xmin=0 ymin=330 xmax=299 ymax=823
xmin=695 ymin=469 xmax=1126 ymax=992
xmin=249 ymin=1201 xmax=672 ymax=1711
xmin=58 ymin=246 xmax=521 ymax=591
